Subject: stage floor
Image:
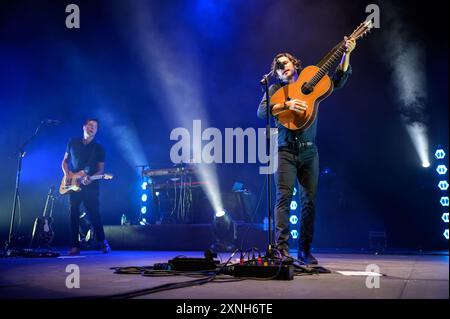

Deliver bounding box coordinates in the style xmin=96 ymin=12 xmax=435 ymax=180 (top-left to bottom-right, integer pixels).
xmin=0 ymin=250 xmax=448 ymax=299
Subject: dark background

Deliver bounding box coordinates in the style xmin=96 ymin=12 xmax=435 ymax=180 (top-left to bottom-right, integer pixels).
xmin=0 ymin=0 xmax=448 ymax=250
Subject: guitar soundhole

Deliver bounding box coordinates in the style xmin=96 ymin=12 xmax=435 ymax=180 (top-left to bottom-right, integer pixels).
xmin=301 ymin=82 xmax=313 ymax=95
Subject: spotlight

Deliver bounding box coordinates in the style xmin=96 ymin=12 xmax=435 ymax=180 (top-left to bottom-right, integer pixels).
xmin=440 ymin=197 xmax=449 ymax=207
xmin=141 ymin=182 xmax=148 ymax=190
xmin=290 ymin=215 xmax=298 ymax=224
xmin=141 ymin=206 xmax=147 ymax=214
xmin=444 ymin=229 xmax=449 ymax=240
xmin=438 ymin=181 xmax=449 ymax=191
xmin=290 ymin=201 xmax=298 ymax=210
xmin=436 ymin=165 xmax=448 ymax=175
xmin=435 ymin=149 xmax=446 ymax=160
xmin=442 ymin=213 xmax=449 ymax=223
xmin=141 ymin=194 xmax=148 ymax=202
xmin=215 ymin=209 xmax=226 ymax=218
xmin=422 ymin=161 xmax=430 ymax=168
xmin=290 ymin=230 xmax=299 ymax=239
xmin=211 ymin=209 xmax=236 ymax=252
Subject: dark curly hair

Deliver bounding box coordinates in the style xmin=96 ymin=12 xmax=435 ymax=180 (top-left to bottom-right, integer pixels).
xmin=271 ymin=53 xmax=302 ymax=79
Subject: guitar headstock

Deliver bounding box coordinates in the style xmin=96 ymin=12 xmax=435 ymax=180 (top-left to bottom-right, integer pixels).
xmin=349 ymin=19 xmax=374 ymax=40
xmin=104 ymin=174 xmax=114 ymax=180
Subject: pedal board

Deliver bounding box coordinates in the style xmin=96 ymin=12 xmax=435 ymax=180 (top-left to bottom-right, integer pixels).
xmin=168 ymin=257 xmax=220 ymax=271
xmin=224 ymin=263 xmax=294 ymax=280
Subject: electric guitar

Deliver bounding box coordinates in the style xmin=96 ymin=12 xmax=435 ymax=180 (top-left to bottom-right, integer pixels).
xmin=30 ymin=186 xmax=55 ymax=247
xmin=271 ymin=19 xmax=374 ymax=130
xmin=59 ymin=171 xmax=114 ymax=195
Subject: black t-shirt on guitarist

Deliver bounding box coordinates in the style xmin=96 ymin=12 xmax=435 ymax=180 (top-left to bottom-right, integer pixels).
xmin=66 ymin=138 xmax=105 ymax=186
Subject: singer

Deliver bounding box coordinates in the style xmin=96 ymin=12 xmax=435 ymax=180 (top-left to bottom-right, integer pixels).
xmin=61 ymin=118 xmax=111 ymax=255
xmin=257 ymin=37 xmax=356 ymax=265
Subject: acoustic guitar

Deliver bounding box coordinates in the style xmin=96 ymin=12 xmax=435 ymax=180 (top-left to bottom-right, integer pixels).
xmin=59 ymin=171 xmax=114 ymax=195
xmin=271 ymin=20 xmax=374 ymax=130
xmin=30 ymin=186 xmax=55 ymax=247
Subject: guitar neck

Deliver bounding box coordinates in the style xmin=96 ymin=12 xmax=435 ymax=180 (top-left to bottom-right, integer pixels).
xmin=309 ymin=42 xmax=346 ymax=86
xmin=89 ymin=174 xmax=106 ymax=181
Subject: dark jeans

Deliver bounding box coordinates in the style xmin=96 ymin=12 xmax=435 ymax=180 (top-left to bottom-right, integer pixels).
xmin=69 ymin=184 xmax=105 ymax=247
xmin=274 ymin=144 xmax=319 ymax=252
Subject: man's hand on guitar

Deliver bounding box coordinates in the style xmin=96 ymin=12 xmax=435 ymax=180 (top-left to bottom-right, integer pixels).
xmin=81 ymin=175 xmax=92 ymax=186
xmin=285 ymin=99 xmax=308 ymax=113
xmin=344 ymin=36 xmax=356 ymax=54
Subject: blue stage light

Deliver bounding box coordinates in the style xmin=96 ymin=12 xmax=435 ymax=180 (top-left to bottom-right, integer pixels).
xmin=293 ymin=187 xmax=297 ymax=196
xmin=442 ymin=213 xmax=449 ymax=223
xmin=435 ymin=149 xmax=446 ymax=160
xmin=436 ymin=165 xmax=448 ymax=175
xmin=444 ymin=229 xmax=449 ymax=240
xmin=141 ymin=194 xmax=148 ymax=202
xmin=141 ymin=182 xmax=148 ymax=190
xmin=290 ymin=215 xmax=298 ymax=224
xmin=141 ymin=206 xmax=147 ymax=214
xmin=440 ymin=197 xmax=449 ymax=207
xmin=438 ymin=181 xmax=449 ymax=191
xmin=290 ymin=230 xmax=299 ymax=239
xmin=290 ymin=201 xmax=298 ymax=210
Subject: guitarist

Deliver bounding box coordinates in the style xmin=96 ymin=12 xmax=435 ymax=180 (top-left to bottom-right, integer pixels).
xmin=257 ymin=37 xmax=356 ymax=265
xmin=62 ymin=118 xmax=111 ymax=255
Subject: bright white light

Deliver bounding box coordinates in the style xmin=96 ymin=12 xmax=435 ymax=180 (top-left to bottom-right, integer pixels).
xmin=155 ymin=191 xmax=160 ymax=196
xmin=215 ymin=210 xmax=226 ymax=218
xmin=290 ymin=215 xmax=298 ymax=224
xmin=442 ymin=213 xmax=449 ymax=223
xmin=290 ymin=230 xmax=299 ymax=239
xmin=436 ymin=165 xmax=448 ymax=175
xmin=293 ymin=187 xmax=297 ymax=196
xmin=141 ymin=194 xmax=148 ymax=202
xmin=444 ymin=229 xmax=449 ymax=240
xmin=290 ymin=201 xmax=298 ymax=210
xmin=141 ymin=207 xmax=147 ymax=214
xmin=440 ymin=197 xmax=449 ymax=207
xmin=438 ymin=181 xmax=449 ymax=191
xmin=435 ymin=149 xmax=446 ymax=159
xmin=405 ymin=123 xmax=429 ymax=169
xmin=141 ymin=182 xmax=148 ymax=190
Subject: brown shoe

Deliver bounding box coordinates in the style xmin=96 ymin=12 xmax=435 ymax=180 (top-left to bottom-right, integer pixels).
xmin=68 ymin=247 xmax=80 ymax=256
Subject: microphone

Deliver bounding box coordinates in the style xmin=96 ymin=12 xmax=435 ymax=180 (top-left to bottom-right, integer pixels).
xmin=41 ymin=119 xmax=61 ymax=125
xmin=276 ymin=61 xmax=285 ymax=71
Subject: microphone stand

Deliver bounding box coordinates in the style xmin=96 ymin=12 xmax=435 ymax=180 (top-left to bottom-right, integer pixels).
xmin=260 ymin=72 xmax=275 ymax=257
xmin=5 ymin=122 xmax=46 ymax=256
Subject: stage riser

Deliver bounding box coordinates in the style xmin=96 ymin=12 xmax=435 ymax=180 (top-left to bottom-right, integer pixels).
xmin=104 ymin=224 xmax=267 ymax=251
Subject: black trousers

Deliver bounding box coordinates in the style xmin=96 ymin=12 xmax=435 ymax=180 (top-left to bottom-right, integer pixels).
xmin=274 ymin=145 xmax=319 ymax=252
xmin=69 ymin=184 xmax=105 ymax=247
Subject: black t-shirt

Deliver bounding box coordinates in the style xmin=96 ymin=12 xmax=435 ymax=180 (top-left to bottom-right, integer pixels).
xmin=65 ymin=138 xmax=105 ymax=175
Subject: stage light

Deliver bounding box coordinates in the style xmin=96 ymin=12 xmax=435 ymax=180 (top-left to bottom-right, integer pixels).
xmin=440 ymin=197 xmax=449 ymax=207
xmin=141 ymin=207 xmax=147 ymax=214
xmin=422 ymin=162 xmax=430 ymax=168
xmin=438 ymin=181 xmax=449 ymax=191
xmin=141 ymin=182 xmax=148 ymax=190
xmin=141 ymin=194 xmax=148 ymax=202
xmin=293 ymin=187 xmax=297 ymax=196
xmin=436 ymin=165 xmax=448 ymax=175
xmin=290 ymin=201 xmax=298 ymax=210
xmin=441 ymin=213 xmax=449 ymax=223
xmin=155 ymin=191 xmax=160 ymax=196
xmin=290 ymin=230 xmax=299 ymax=239
xmin=444 ymin=229 xmax=449 ymax=240
xmin=435 ymin=149 xmax=446 ymax=159
xmin=215 ymin=209 xmax=226 ymax=218
xmin=211 ymin=209 xmax=236 ymax=252
xmin=290 ymin=215 xmax=298 ymax=224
